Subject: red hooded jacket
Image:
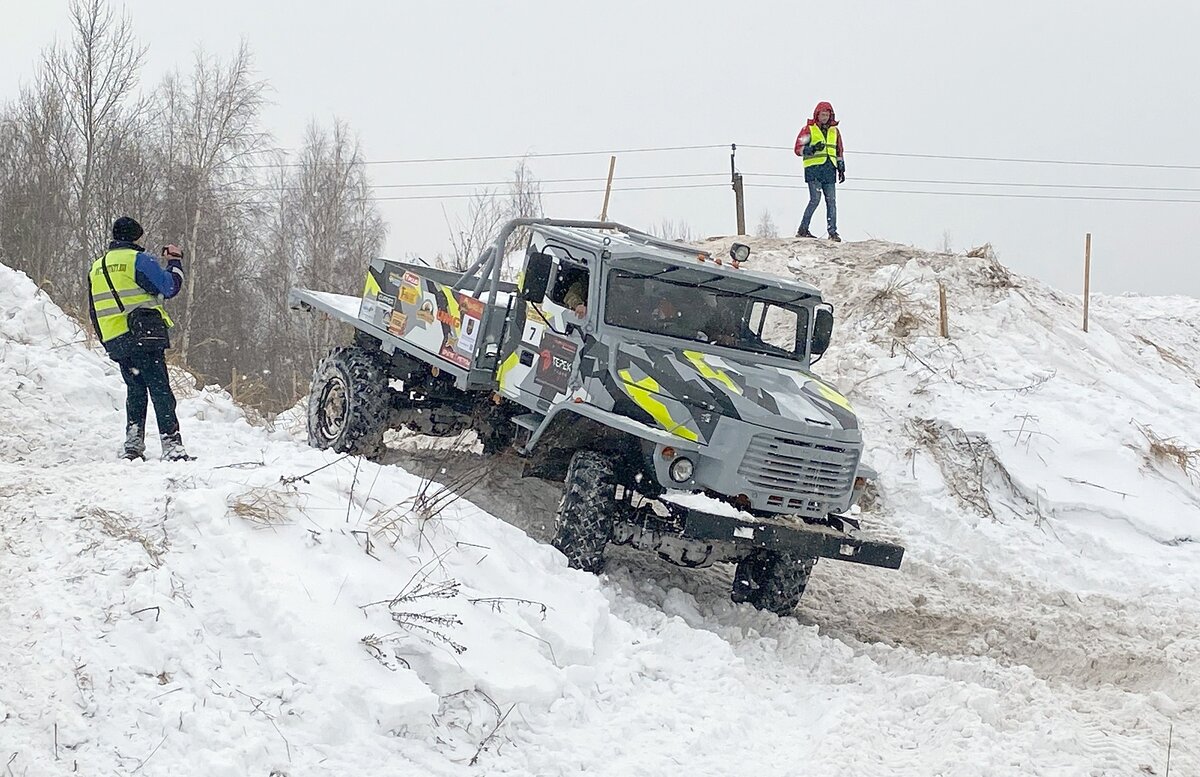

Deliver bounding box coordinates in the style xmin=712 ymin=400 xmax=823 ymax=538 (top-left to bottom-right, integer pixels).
xmin=794 ymin=101 xmax=844 ymax=161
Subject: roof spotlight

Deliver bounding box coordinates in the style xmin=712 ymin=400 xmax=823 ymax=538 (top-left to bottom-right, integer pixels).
xmin=730 ymin=243 xmax=751 ymax=264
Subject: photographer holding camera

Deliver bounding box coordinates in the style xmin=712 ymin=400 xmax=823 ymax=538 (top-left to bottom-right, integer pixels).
xmin=88 ymin=216 xmax=191 ymax=461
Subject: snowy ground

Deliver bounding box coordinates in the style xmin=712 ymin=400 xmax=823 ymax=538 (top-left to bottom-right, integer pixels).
xmin=1 ymin=237 xmax=1197 ymax=776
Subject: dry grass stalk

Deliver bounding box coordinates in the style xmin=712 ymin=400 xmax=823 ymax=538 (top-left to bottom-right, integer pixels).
xmin=228 ymin=484 xmax=296 ymax=526
xmin=372 ymin=445 xmax=492 ymax=547
xmin=84 ymin=506 xmax=167 ymax=566
xmin=1136 ymin=423 xmax=1200 ymax=476
xmin=910 ymin=418 xmax=1036 ymax=523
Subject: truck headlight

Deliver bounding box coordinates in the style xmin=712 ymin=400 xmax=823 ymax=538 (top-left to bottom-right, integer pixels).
xmin=669 ymin=457 xmax=694 ymax=483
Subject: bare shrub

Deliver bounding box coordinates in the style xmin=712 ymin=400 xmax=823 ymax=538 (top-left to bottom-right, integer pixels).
xmin=909 ymin=418 xmax=1038 ymax=524
xmin=859 ymin=267 xmax=926 ymax=338
xmin=228 ymin=483 xmax=297 ymax=527
xmin=1136 ymin=423 xmax=1200 ymax=476
xmin=82 ymin=506 xmax=167 ymax=565
xmin=360 ymin=572 xmax=467 ymax=664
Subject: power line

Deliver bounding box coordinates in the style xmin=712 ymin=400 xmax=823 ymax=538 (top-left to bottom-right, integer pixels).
xmin=747 ymin=172 xmax=1200 ymax=194
xmin=366 ymin=182 xmax=725 ymax=202
xmin=227 ymin=171 xmax=727 ymax=194
xmin=756 ymin=183 xmax=1200 ymax=204
xmin=250 ymin=141 xmax=1200 ymax=172
xmin=224 ymin=179 xmax=1200 ymax=206
xmin=247 ymin=143 xmax=728 ymax=169
xmin=357 ymin=183 xmax=1200 ymax=204
xmin=740 ymin=144 xmax=1200 ymax=172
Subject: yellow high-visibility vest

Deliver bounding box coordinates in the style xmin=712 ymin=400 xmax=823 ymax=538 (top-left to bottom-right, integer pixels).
xmin=803 ymin=125 xmax=840 ymax=169
xmin=88 ymin=248 xmax=173 ymax=343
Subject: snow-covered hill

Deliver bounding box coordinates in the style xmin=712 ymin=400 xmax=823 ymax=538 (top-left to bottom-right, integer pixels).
xmin=1 ymin=237 xmax=1197 ymax=776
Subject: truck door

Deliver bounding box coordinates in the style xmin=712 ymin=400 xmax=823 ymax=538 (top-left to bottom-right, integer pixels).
xmin=497 ymin=244 xmax=589 ymax=410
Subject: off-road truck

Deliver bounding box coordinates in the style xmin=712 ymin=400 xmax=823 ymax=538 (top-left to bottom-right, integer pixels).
xmin=291 ymin=218 xmax=903 ymax=613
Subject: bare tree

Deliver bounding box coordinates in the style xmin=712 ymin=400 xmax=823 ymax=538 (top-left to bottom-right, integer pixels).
xmin=755 ymin=209 xmax=779 ymax=238
xmin=153 ymin=42 xmax=268 ymax=365
xmin=652 ymin=218 xmax=695 ymax=242
xmin=443 ymin=190 xmax=506 ymax=272
xmin=443 ymin=157 xmax=543 ymax=272
xmin=38 ymin=0 xmax=147 ymax=302
xmin=260 ymin=120 xmax=387 ymax=388
xmin=0 ymin=83 xmax=74 ymax=295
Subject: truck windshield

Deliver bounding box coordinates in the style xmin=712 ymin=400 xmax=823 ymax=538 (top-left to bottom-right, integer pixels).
xmin=604 ymin=269 xmax=811 ymax=360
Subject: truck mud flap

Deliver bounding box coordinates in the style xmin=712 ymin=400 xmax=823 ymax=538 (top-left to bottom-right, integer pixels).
xmin=680 ymin=508 xmax=905 ymax=570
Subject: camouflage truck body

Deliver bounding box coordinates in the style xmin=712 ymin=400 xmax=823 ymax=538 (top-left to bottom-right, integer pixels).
xmin=292 ymin=219 xmax=902 ymax=609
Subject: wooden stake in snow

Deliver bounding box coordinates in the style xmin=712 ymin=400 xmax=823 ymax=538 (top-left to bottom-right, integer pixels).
xmin=599 ymin=155 xmax=617 ymax=221
xmin=1082 ymin=232 xmax=1092 ymax=333
xmin=938 ymin=281 xmax=949 ymax=338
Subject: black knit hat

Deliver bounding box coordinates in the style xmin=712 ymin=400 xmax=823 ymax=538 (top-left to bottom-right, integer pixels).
xmin=112 ymin=216 xmax=144 ymax=242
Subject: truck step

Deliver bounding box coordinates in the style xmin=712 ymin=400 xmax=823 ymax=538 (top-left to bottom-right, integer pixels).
xmin=511 ymin=413 xmax=544 ymax=432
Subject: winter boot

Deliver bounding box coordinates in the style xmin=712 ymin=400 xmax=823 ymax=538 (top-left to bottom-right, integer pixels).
xmin=828 ymin=232 xmax=842 ymax=243
xmin=796 ymin=228 xmax=816 ymax=239
xmin=122 ymin=423 xmax=145 ymax=461
xmin=160 ymin=432 xmax=194 ymax=462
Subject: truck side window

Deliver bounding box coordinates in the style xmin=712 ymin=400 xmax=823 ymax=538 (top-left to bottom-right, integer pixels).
xmin=551 ymin=264 xmax=589 ymax=314
xmin=748 ymin=302 xmax=805 ymax=355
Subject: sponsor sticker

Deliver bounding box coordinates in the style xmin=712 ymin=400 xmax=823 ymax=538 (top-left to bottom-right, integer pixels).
xmin=399 ymin=284 xmax=420 ymax=306
xmin=534 ymin=333 xmax=578 ymax=393
xmin=415 ymin=300 xmax=435 ymax=325
xmin=458 ymin=314 xmax=480 ymax=353
xmin=439 ymin=338 xmax=471 ymax=368
xmin=387 ymin=310 xmax=408 ymax=336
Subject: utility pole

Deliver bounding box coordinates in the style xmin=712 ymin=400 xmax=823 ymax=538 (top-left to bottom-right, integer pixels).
xmin=1082 ymin=232 xmax=1092 ymax=332
xmin=730 ymin=144 xmax=746 ymax=236
xmin=599 ymin=155 xmax=617 ymax=221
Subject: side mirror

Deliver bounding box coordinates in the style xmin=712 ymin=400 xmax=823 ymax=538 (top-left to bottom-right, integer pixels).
xmin=521 ymin=250 xmax=553 ymax=301
xmin=811 ymin=305 xmax=834 ymax=356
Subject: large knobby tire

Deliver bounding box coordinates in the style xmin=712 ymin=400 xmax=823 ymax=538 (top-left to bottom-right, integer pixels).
xmin=731 ymin=550 xmax=817 ymax=615
xmin=552 ymin=451 xmax=619 ymax=573
xmin=307 ymin=346 xmax=391 ymax=458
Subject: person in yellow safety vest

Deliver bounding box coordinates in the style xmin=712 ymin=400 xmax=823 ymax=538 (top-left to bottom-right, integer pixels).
xmin=793 ymin=100 xmax=846 ymax=242
xmin=87 ymin=216 xmax=191 ymax=461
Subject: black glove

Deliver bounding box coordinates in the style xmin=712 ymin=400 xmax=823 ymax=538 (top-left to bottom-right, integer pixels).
xmin=810 ymin=141 xmax=826 ymax=153
xmin=838 ymin=170 xmax=846 ymax=184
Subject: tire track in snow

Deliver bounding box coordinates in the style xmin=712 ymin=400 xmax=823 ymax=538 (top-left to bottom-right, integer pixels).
xmin=381 ymin=441 xmax=1197 ymax=774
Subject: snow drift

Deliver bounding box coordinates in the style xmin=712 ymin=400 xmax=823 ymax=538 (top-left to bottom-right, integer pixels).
xmin=1 ymin=236 xmax=1198 ymax=776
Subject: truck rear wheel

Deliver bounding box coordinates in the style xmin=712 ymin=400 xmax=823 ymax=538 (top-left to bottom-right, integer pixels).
xmin=731 ymin=550 xmax=817 ymax=615
xmin=308 ymin=346 xmax=391 ymax=458
xmin=552 ymin=450 xmax=618 ymax=573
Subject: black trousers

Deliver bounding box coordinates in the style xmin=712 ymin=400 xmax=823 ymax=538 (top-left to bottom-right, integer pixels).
xmin=117 ymin=349 xmax=180 ymax=439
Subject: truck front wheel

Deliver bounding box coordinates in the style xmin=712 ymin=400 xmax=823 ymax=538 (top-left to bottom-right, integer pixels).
xmin=731 ymin=550 xmax=817 ymax=615
xmin=552 ymin=450 xmax=619 ymax=573
xmin=308 ymin=346 xmax=391 ymax=458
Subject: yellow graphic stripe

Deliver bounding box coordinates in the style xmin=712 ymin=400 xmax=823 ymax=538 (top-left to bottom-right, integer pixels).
xmin=683 ymin=350 xmax=742 ymax=395
xmin=805 ymin=373 xmax=853 ymax=413
xmin=440 ymin=286 xmax=461 ymax=323
xmin=619 ymin=369 xmax=700 ymax=442
xmin=496 ymin=350 xmax=520 ymax=393
xmin=364 ymin=273 xmax=381 ymax=297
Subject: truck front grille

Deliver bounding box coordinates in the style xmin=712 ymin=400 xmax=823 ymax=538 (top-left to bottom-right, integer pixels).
xmin=738 ymin=434 xmax=858 ymax=516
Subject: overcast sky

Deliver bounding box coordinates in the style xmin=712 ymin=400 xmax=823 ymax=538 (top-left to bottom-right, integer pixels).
xmin=4 ymin=1 xmax=1198 ymax=298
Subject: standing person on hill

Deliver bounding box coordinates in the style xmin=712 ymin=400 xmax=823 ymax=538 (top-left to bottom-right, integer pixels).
xmin=794 ymin=100 xmax=846 ymax=242
xmin=87 ymin=216 xmax=191 ymax=461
